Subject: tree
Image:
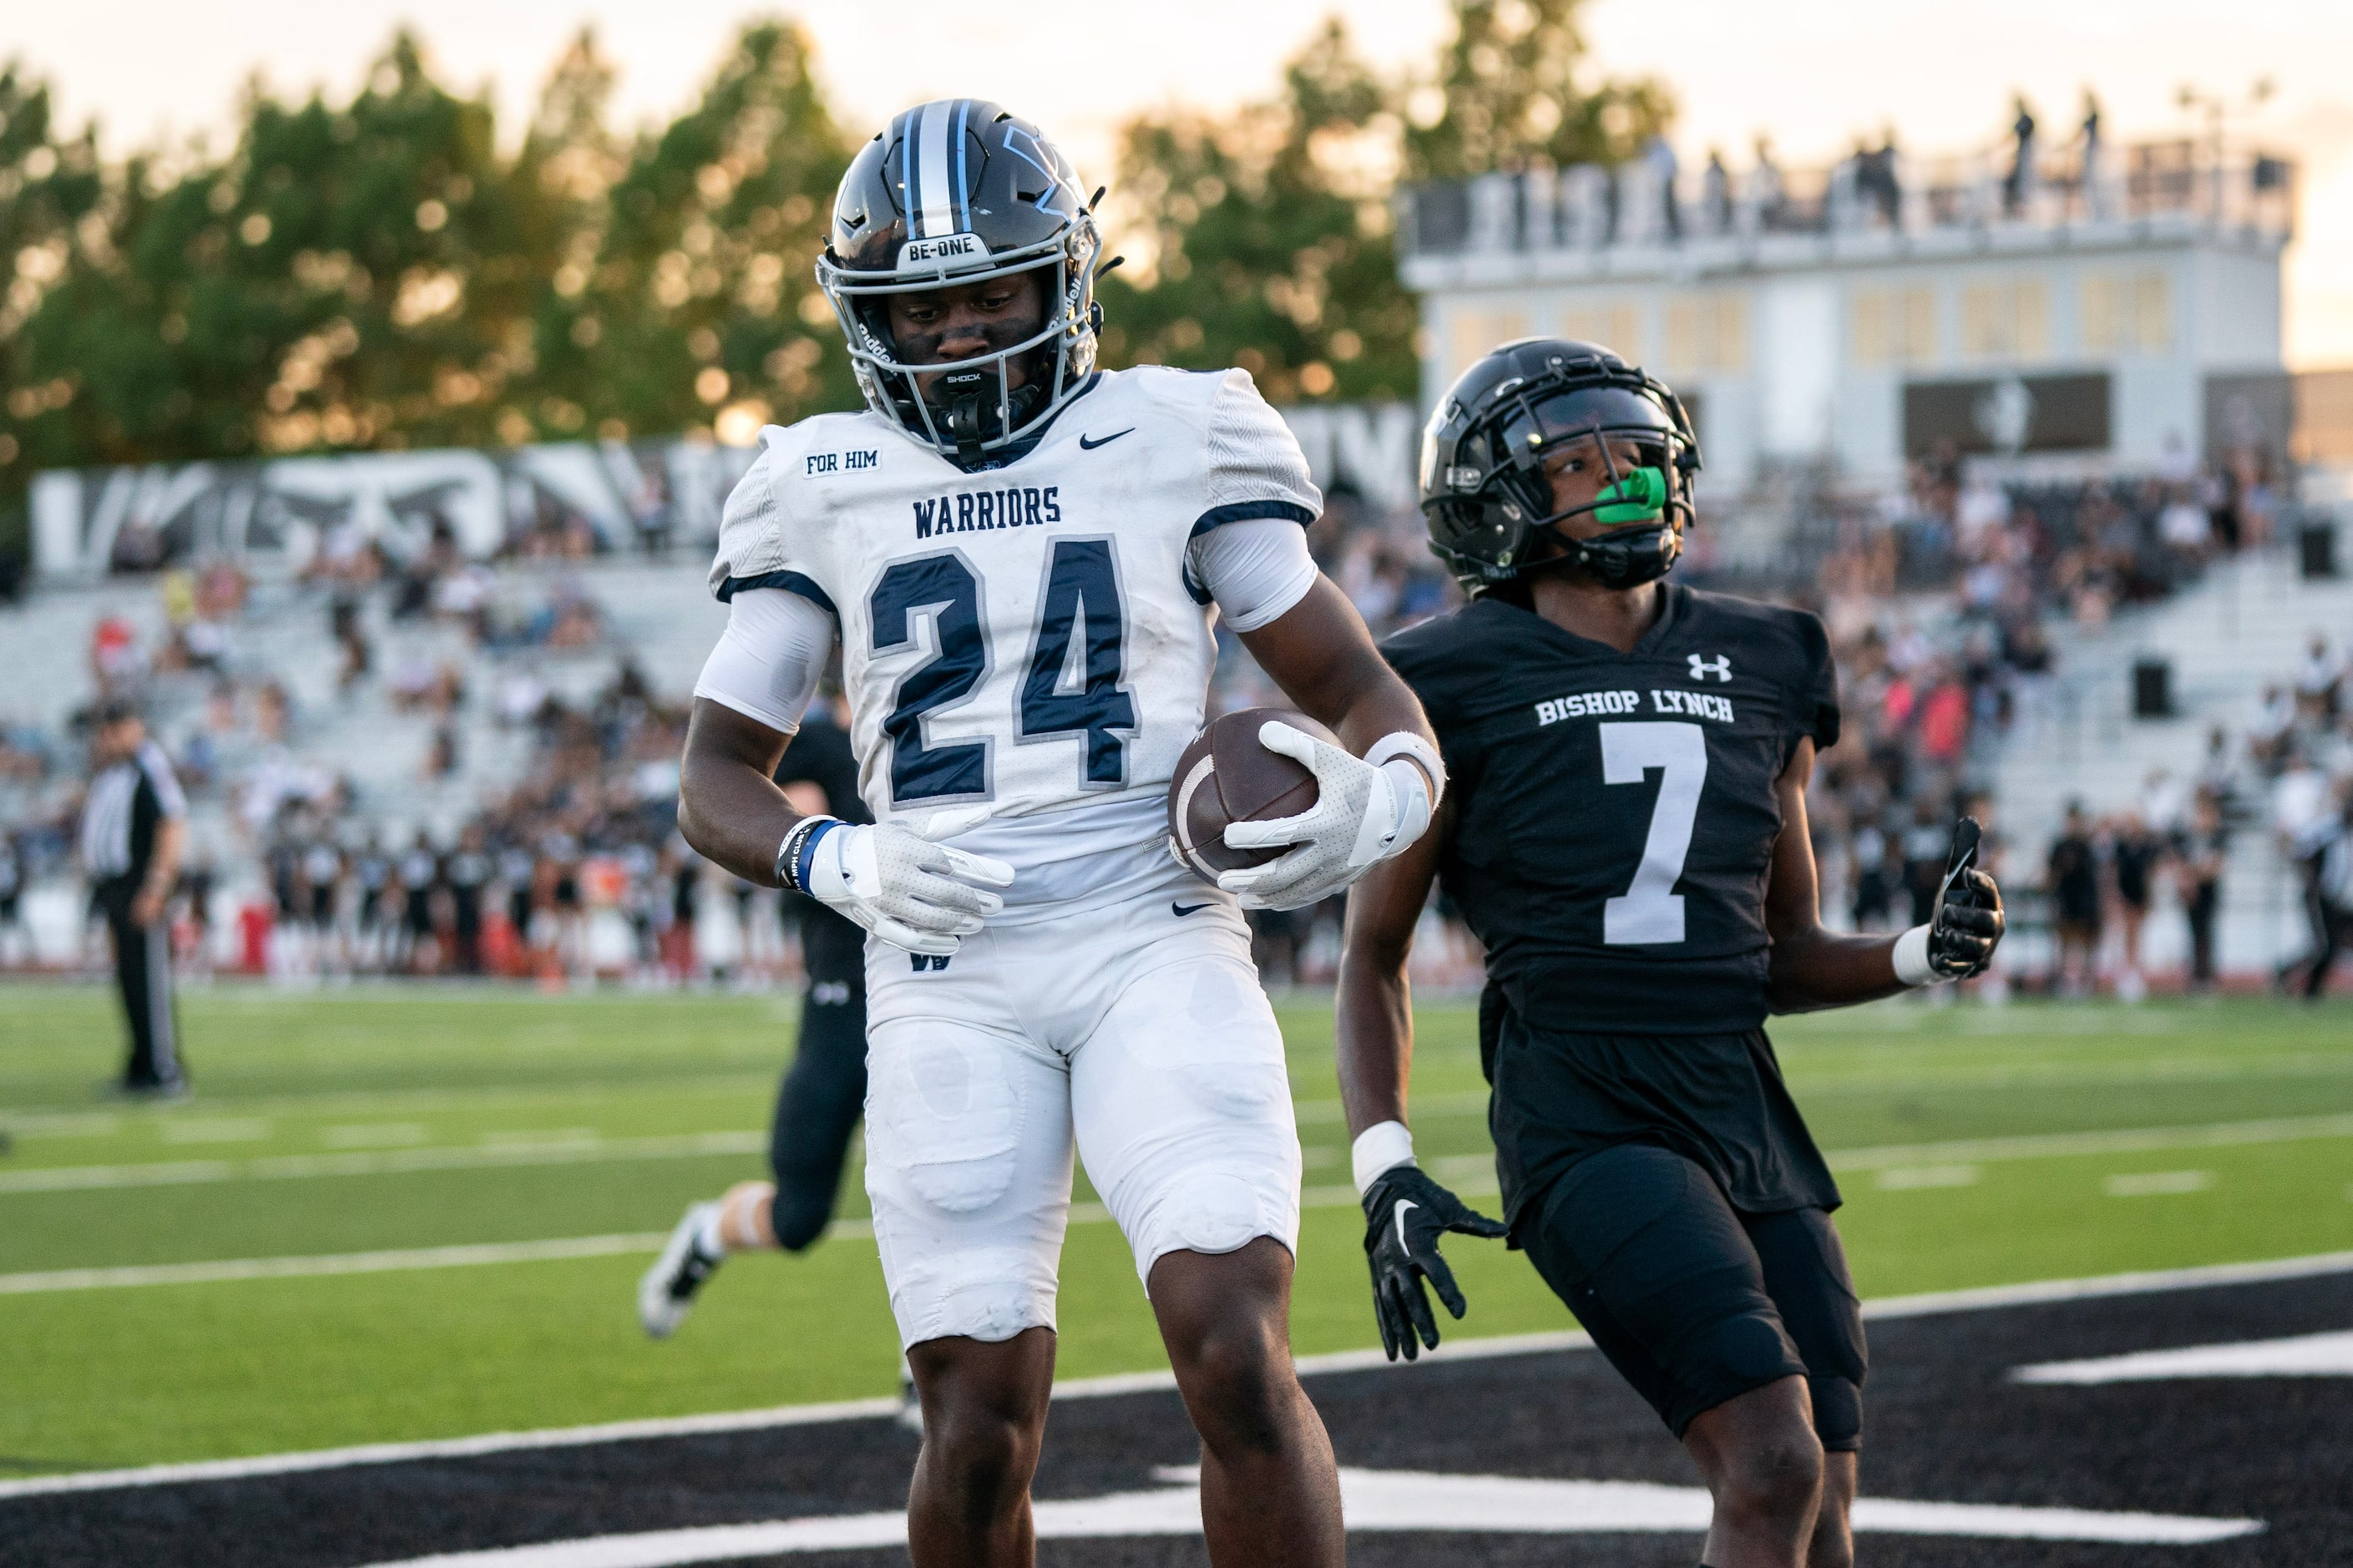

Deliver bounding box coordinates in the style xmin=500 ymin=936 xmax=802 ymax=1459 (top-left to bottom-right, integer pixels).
xmin=3 ymin=31 xmax=540 ymax=477
xmin=1093 ymin=1 xmax=1673 ymax=402
xmin=0 ymin=58 xmax=109 ymax=537
xmin=1404 ymin=0 xmax=1674 ymax=180
xmin=538 ymin=21 xmax=856 ymax=445
xmin=1095 ymin=18 xmax=1418 ymax=404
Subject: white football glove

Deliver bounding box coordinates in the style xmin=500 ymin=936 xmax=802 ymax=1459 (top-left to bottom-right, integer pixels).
xmin=802 ymin=809 xmax=1015 ymax=957
xmin=1217 ymin=724 xmax=1441 ymax=912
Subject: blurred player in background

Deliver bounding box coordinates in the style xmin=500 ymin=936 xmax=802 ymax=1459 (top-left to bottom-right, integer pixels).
xmin=1336 ymin=341 xmax=2004 ymax=1568
xmin=78 ymin=699 xmax=190 ymax=1096
xmin=640 ymin=688 xmax=876 ymax=1335
xmin=676 ymin=99 xmax=1442 ymax=1568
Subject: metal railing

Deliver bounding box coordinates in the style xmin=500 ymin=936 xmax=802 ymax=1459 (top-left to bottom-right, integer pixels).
xmin=1400 ymin=138 xmax=2295 ymax=260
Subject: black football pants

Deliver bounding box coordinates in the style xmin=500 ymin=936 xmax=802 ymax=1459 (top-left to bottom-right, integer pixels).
xmin=1521 ymin=1142 xmax=1866 ymax=1449
xmin=2306 ymin=901 xmax=2350 ymax=999
xmin=106 ymin=902 xmax=185 ymax=1090
xmin=767 ymin=900 xmax=869 ymax=1251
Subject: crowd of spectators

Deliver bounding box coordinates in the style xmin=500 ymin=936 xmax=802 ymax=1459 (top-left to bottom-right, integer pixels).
xmin=2015 ymin=628 xmax=2353 ymax=1000
xmin=0 ymin=450 xmax=2331 ymax=997
xmin=1789 ymin=438 xmax=2306 ymax=996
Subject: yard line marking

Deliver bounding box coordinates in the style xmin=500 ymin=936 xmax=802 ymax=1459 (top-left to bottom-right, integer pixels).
xmin=15 ymin=1108 xmax=2353 ymax=1196
xmin=2104 ymin=1170 xmax=2214 ymax=1196
xmin=1875 ymin=1165 xmax=1981 ymax=1190
xmin=6 ymin=1249 xmax=2350 ymax=1500
xmin=2015 ymin=1329 xmax=2353 ymax=1383
xmin=322 ymin=1124 xmax=433 ymax=1148
xmin=0 ymin=1130 xmax=767 ymax=1192
xmin=1824 ymin=1111 xmax=2353 ymax=1171
xmin=331 ymin=1467 xmax=2259 ymax=1564
xmin=158 ymin=1118 xmax=272 ymax=1144
xmin=0 ymin=1234 xmax=678 ymax=1293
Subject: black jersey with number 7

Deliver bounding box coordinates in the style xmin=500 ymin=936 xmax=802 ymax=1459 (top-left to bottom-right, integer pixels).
xmin=1380 ymin=584 xmax=1839 ymax=1035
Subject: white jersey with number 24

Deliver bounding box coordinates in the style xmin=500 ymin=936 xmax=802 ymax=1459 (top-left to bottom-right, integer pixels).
xmin=706 ymin=364 xmax=1322 ymax=918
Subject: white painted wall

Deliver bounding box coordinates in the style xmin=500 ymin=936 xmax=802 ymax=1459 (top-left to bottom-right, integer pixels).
xmin=1756 ymin=279 xmax=1841 ymax=457
xmin=1410 ymin=228 xmax=2285 ymax=482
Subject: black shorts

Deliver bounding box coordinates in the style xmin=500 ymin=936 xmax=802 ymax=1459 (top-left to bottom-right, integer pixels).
xmin=1520 ymin=1141 xmax=1866 ymax=1449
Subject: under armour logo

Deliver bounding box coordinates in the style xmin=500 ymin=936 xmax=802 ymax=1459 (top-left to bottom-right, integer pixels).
xmin=1688 ymin=654 xmax=1733 ymax=683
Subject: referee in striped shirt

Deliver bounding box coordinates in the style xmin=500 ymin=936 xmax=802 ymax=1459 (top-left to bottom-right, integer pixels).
xmin=78 ymin=700 xmax=190 ymax=1095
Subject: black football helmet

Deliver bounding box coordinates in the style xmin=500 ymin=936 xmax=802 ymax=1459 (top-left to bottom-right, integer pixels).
xmin=1418 ymin=339 xmax=1700 ymax=594
xmin=815 ymin=99 xmax=1104 ymax=463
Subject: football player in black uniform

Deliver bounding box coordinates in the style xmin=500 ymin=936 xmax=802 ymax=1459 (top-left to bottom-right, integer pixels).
xmin=640 ymin=690 xmax=876 ymax=1339
xmin=1336 ymin=341 xmax=2002 ymax=1568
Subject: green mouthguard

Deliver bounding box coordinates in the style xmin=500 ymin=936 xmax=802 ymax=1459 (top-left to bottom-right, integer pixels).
xmin=1591 ymin=466 xmax=1667 ymax=524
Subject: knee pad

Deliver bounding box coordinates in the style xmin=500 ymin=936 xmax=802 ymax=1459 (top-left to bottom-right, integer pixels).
xmin=1809 ymin=1374 xmax=1863 ymax=1450
xmin=1129 ymin=1171 xmax=1286 ymax=1282
xmin=1686 ymin=1295 xmax=1809 ymax=1395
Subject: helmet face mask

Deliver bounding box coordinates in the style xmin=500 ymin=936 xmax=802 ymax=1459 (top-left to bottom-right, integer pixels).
xmin=1420 ymin=341 xmax=1700 ymax=595
xmin=817 ymin=100 xmax=1104 ymax=464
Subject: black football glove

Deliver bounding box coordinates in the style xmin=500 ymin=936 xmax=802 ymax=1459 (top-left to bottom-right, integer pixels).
xmin=1360 ymin=1164 xmax=1508 ymax=1362
xmin=1928 ymin=866 xmax=2004 ymax=979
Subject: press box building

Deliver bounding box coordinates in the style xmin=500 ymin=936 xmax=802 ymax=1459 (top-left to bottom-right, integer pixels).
xmin=1395 ymin=136 xmax=2297 ymax=488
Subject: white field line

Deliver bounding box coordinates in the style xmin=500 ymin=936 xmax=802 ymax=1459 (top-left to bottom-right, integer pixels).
xmin=0 ymin=1130 xmax=767 ymax=1193
xmin=6 ymin=1249 xmax=2350 ymax=1502
xmin=0 ymin=1234 xmax=676 ymax=1294
xmin=1823 ymin=1111 xmax=2353 ymax=1171
xmin=331 ymin=1468 xmax=2259 ymax=1565
xmin=12 ymin=1113 xmax=2353 ymax=1292
xmin=13 ymin=1106 xmax=2353 ymax=1196
xmin=2014 ymin=1328 xmax=2353 ymax=1383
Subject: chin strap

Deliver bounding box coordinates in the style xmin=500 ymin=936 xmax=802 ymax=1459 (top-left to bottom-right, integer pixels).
xmin=937 ymin=374 xmax=1050 ymax=468
xmin=942 ymin=374 xmax=989 ymax=465
xmin=1566 ymin=520 xmax=1683 ymax=589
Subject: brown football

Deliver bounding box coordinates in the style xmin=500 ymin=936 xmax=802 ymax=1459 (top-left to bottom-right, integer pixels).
xmin=1167 ymin=706 xmax=1339 ymax=882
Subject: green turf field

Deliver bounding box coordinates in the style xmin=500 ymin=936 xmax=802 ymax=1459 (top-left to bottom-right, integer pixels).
xmin=4 ymin=983 xmax=2352 ymax=1479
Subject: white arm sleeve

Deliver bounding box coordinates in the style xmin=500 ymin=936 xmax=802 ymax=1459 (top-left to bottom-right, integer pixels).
xmin=691 ymin=587 xmax=834 ymax=735
xmin=1191 ymin=518 xmax=1318 ymax=633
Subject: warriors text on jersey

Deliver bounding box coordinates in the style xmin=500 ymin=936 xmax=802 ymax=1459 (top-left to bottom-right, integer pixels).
xmin=710 ymin=365 xmax=1318 ymax=918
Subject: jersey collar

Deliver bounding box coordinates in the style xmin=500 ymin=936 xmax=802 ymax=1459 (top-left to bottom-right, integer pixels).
xmin=1480 ymin=579 xmax=1688 ymax=659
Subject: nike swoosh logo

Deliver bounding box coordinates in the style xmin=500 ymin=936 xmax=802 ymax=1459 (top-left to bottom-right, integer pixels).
xmin=1171 ymin=902 xmax=1213 ymax=917
xmin=1396 ymin=1198 xmax=1417 ymax=1249
xmin=1078 ymin=428 xmax=1135 ymax=450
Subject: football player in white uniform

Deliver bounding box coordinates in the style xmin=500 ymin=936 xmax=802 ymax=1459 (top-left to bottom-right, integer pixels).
xmin=678 ymin=100 xmax=1443 ymax=1568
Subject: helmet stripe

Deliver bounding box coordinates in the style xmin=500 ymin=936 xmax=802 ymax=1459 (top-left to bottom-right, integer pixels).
xmin=917 ymin=101 xmax=955 ymax=240
xmin=954 ymin=99 xmax=972 ymax=232
xmin=898 ymin=112 xmax=916 ymax=237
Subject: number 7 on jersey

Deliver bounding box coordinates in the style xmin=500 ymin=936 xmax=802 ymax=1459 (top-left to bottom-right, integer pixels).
xmin=1597 ymin=721 xmax=1708 ymax=945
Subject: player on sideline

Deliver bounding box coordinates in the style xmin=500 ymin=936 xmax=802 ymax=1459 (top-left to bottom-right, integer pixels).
xmin=678 ymin=99 xmax=1444 ymax=1568
xmin=640 ymin=691 xmax=875 ymax=1340
xmin=1335 ymin=340 xmax=2003 ymax=1568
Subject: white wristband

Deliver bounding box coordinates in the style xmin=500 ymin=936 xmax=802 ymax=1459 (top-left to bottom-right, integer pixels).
xmin=1364 ymin=731 xmax=1445 ymax=809
xmin=1892 ymin=923 xmax=1944 ymax=986
xmin=1352 ymin=1120 xmax=1417 ymax=1194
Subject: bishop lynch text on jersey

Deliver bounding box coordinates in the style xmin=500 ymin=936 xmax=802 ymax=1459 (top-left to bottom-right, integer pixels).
xmin=913 ymin=487 xmax=1064 ymax=539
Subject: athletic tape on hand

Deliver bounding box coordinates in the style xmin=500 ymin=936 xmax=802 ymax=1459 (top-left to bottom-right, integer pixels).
xmin=1352 ymin=1120 xmax=1417 ymax=1194
xmin=1893 ymin=923 xmax=1945 ymax=986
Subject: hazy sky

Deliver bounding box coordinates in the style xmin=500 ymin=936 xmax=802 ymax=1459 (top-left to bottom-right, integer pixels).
xmin=10 ymin=0 xmax=2350 ymax=365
